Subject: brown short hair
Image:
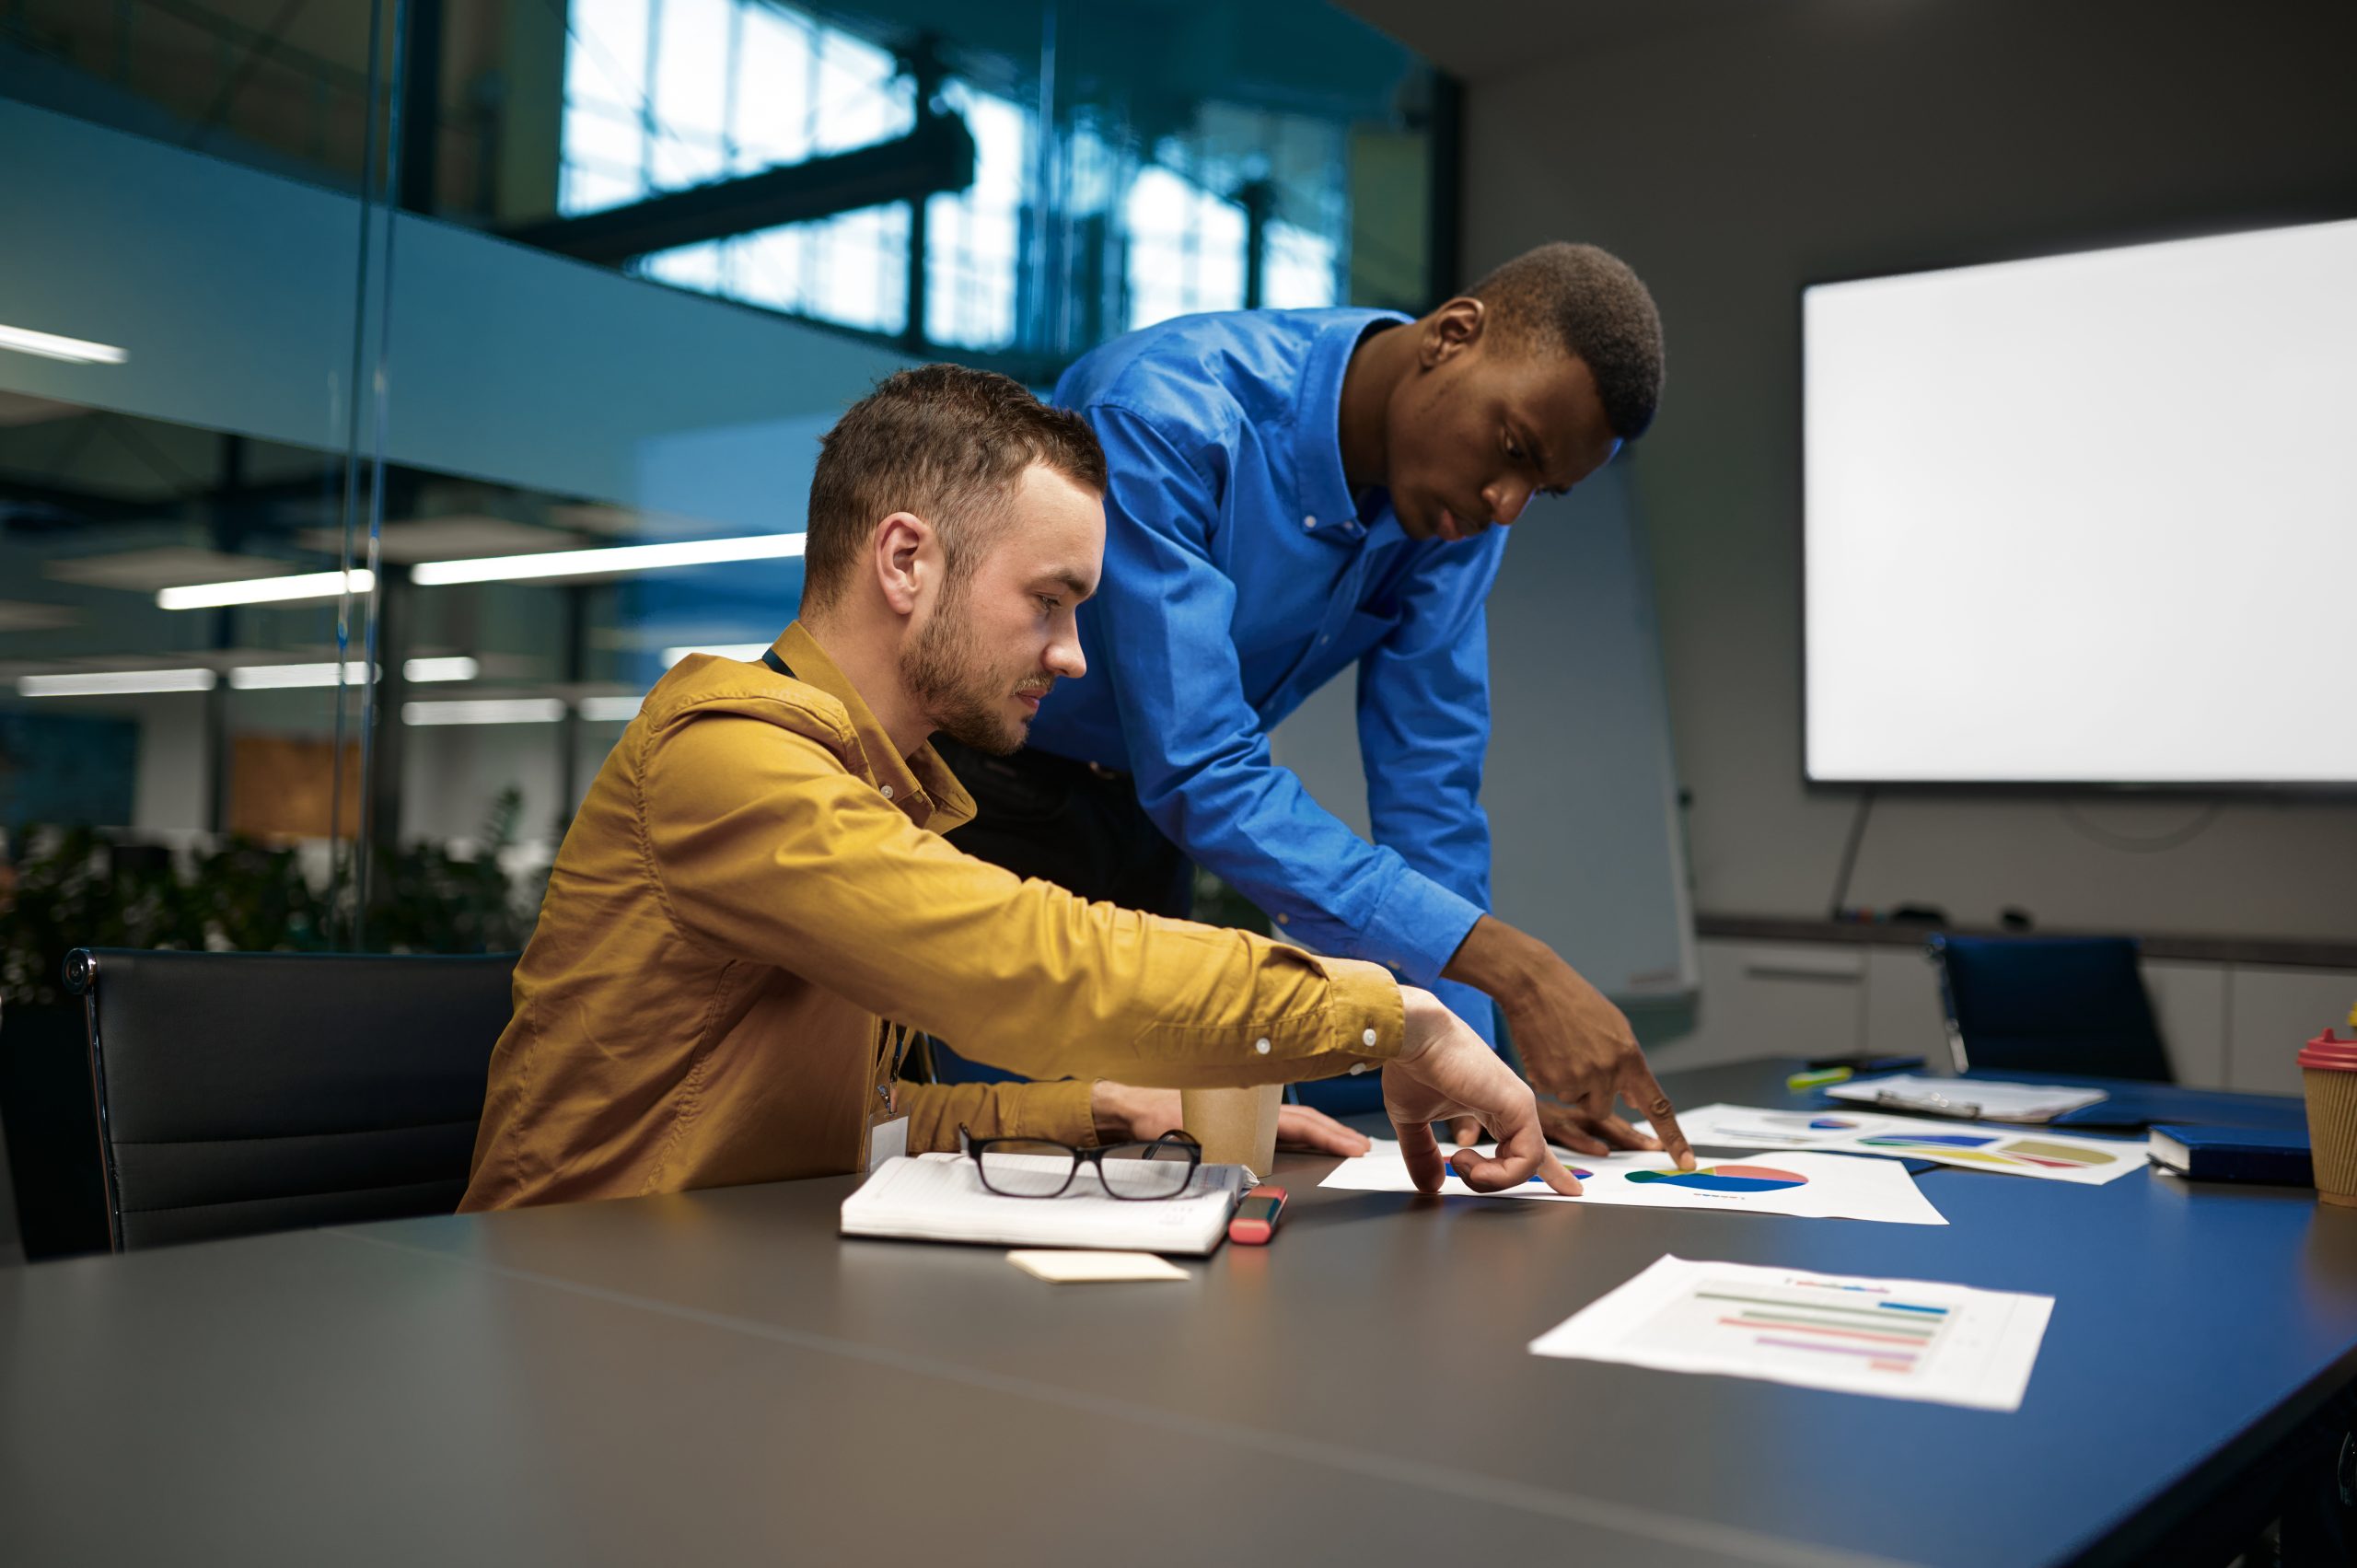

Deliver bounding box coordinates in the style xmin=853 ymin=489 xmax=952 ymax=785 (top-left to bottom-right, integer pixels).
xmin=801 ymin=365 xmax=1108 ymax=612
xmin=1469 ymin=242 xmax=1666 ymax=441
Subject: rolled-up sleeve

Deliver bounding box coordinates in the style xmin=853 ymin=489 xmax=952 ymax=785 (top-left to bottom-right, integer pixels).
xmin=637 ymin=705 xmax=1404 ymax=1088
xmin=1084 ymin=404 xmax=1488 ymax=1005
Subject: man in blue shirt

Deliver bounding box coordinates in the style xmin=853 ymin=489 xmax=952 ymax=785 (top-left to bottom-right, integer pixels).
xmin=936 ymin=242 xmax=1694 ymax=1167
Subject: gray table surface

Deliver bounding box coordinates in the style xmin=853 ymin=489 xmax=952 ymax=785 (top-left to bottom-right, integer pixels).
xmin=6 ymin=1058 xmax=2355 ymax=1567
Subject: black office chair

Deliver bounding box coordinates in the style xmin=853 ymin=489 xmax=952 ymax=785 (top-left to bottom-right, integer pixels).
xmin=1926 ymin=935 xmax=2174 ymax=1084
xmin=64 ymin=947 xmax=517 ymax=1251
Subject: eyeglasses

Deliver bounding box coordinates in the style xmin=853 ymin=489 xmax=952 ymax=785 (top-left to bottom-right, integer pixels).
xmin=957 ymin=1123 xmax=1202 ymax=1200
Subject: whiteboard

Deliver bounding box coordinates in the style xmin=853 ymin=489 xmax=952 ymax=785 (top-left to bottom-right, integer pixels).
xmin=1805 ymin=218 xmax=2357 ymax=784
xmin=1270 ymin=463 xmax=1697 ymax=1003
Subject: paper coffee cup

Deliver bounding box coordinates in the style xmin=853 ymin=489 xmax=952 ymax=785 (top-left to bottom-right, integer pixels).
xmin=2297 ymin=1032 xmax=2357 ymax=1206
xmin=1180 ymin=1084 xmax=1283 ymax=1179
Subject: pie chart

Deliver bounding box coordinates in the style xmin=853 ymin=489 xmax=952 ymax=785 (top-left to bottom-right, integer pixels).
xmin=1627 ymin=1163 xmax=1809 ymax=1194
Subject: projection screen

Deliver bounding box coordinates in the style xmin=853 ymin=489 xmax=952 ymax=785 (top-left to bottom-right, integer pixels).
xmin=1803 ymin=218 xmax=2357 ymax=786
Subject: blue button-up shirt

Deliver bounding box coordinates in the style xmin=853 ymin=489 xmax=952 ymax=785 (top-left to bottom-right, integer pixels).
xmin=1028 ymin=308 xmax=1508 ymax=1043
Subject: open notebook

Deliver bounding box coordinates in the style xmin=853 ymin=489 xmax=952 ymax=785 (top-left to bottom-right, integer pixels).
xmin=841 ymin=1153 xmax=1248 ymax=1256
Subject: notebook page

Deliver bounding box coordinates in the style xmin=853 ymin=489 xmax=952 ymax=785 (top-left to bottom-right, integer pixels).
xmin=841 ymin=1154 xmax=1244 ymax=1255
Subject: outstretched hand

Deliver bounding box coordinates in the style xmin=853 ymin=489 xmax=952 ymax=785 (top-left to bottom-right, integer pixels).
xmin=1386 ymin=987 xmax=1582 ymax=1196
xmin=1443 ymin=917 xmax=1696 ymax=1170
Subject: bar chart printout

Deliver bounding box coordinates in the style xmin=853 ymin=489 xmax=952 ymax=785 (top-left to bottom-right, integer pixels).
xmin=1529 ymin=1256 xmax=2055 ymax=1411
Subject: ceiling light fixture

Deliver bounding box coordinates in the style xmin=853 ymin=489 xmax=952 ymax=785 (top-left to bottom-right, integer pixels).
xmin=409 ymin=533 xmax=805 ymax=587
xmin=402 ymin=698 xmax=566 ymax=726
xmin=221 ymin=656 xmax=476 ymax=690
xmin=157 ymin=568 xmax=375 ymax=610
xmin=0 ymin=323 xmax=130 ymax=366
xmin=226 ymin=661 xmax=372 ymax=690
xmin=17 ymin=668 xmax=217 ymax=697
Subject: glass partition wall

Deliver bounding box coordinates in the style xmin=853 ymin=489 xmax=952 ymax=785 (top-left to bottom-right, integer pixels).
xmin=3 ymin=0 xmax=1448 ymax=927
xmin=1 ymin=0 xmax=1449 ymax=1250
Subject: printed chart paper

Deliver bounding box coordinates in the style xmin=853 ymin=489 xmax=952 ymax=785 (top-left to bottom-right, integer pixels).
xmin=1666 ymin=1104 xmax=2149 ymax=1186
xmin=1318 ymin=1143 xmax=1947 ymax=1225
xmin=1529 ymin=1255 xmax=2054 ymax=1411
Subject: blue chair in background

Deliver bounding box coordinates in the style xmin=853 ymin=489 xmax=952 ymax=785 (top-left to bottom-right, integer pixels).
xmin=1927 ymin=935 xmax=2175 ymax=1083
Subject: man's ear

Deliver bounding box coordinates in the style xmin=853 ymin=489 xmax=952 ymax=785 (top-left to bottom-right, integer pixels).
xmin=872 ymin=511 xmax=935 ymax=618
xmin=1419 ymin=297 xmax=1487 ymax=370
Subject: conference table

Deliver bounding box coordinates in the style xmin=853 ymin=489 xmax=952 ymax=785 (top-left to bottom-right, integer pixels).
xmin=6 ymin=1059 xmax=2354 ymax=1566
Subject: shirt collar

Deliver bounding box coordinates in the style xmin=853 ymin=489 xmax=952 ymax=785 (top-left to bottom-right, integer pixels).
xmin=1294 ymin=308 xmax=1411 ymax=543
xmin=772 ymin=621 xmax=978 ymax=832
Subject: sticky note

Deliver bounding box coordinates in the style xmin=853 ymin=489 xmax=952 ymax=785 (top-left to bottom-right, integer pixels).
xmin=1006 ymin=1249 xmax=1189 ymax=1283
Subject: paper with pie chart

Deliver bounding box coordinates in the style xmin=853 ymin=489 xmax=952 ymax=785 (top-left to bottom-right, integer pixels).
xmin=1318 ymin=1142 xmax=1947 ymax=1225
xmin=1665 ymin=1103 xmax=2148 ymax=1186
xmin=1529 ymin=1255 xmax=2054 ymax=1411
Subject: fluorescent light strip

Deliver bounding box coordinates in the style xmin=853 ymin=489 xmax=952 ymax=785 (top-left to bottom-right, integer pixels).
xmin=410 ymin=533 xmax=805 ymax=586
xmin=226 ymin=661 xmax=372 ymax=690
xmin=18 ymin=668 xmax=216 ymax=697
xmin=158 ymin=568 xmax=375 ymax=610
xmin=402 ymin=698 xmax=566 ymax=726
xmin=661 ymin=643 xmax=769 ymax=666
xmin=575 ymin=695 xmax=646 ymax=722
xmin=0 ymin=322 xmax=129 ymax=366
xmin=219 ymin=656 xmax=479 ymax=691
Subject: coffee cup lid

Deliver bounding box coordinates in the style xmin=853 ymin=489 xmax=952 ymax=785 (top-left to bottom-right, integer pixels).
xmin=2299 ymin=1032 xmax=2357 ymax=1072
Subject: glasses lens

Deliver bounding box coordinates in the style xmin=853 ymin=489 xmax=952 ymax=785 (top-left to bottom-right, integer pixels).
xmin=1098 ymin=1140 xmax=1197 ymax=1199
xmin=977 ymin=1142 xmax=1077 ymax=1197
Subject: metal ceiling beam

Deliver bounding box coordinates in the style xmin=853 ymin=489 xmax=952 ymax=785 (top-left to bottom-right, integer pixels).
xmin=503 ymin=112 xmax=977 ymax=267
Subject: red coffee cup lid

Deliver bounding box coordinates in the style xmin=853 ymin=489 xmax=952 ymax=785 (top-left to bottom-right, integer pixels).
xmin=2299 ymin=1032 xmax=2357 ymax=1072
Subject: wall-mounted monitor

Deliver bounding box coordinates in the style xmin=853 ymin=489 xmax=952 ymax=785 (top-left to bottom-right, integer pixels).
xmin=1803 ymin=218 xmax=2357 ymax=787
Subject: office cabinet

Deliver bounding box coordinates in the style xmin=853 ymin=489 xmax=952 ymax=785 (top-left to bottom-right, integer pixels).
xmin=1670 ymin=933 xmax=2348 ymax=1095
xmin=1655 ymin=941 xmax=1865 ymax=1072
xmin=2142 ymin=961 xmax=2230 ymax=1088
xmin=1863 ymin=946 xmax=1954 ymax=1069
xmin=2226 ymin=968 xmax=2357 ymax=1094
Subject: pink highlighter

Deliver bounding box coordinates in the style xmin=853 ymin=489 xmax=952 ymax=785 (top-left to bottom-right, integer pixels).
xmin=1228 ymin=1185 xmax=1287 ymax=1245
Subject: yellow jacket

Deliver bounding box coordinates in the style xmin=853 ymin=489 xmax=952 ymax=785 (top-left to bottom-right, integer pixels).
xmin=461 ymin=621 xmax=1402 ymax=1211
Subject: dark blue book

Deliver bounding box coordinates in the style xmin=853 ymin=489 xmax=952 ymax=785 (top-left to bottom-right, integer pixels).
xmin=2148 ymin=1123 xmax=2313 ymax=1186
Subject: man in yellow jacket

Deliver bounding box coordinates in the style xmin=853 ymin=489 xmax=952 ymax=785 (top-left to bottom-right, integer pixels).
xmin=462 ymin=365 xmax=1575 ymax=1212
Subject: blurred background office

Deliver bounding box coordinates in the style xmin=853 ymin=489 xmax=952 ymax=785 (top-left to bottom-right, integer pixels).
xmin=0 ymin=0 xmax=1446 ymax=963
xmin=4 ymin=0 xmax=2353 ymax=1256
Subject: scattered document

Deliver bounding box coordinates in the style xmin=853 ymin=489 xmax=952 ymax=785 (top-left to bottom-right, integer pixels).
xmin=1318 ymin=1142 xmax=1947 ymax=1225
xmin=1666 ymin=1104 xmax=2148 ymax=1186
xmin=1007 ymin=1249 xmax=1190 ymax=1283
xmin=1826 ymin=1074 xmax=2107 ymax=1122
xmin=842 ymin=1154 xmax=1245 ymax=1256
xmin=1529 ymin=1255 xmax=2054 ymax=1411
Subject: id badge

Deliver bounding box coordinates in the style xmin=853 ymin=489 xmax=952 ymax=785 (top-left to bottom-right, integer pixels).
xmin=866 ymin=1114 xmax=909 ymax=1174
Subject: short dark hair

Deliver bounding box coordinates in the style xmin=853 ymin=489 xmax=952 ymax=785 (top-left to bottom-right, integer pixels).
xmin=802 ymin=365 xmax=1108 ymax=613
xmin=1469 ymin=243 xmax=1665 ymax=440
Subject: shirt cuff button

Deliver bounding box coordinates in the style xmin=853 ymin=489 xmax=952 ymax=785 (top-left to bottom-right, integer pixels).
xmin=1362 ymin=1028 xmax=1377 ymax=1047
xmin=1254 ymin=1038 xmax=1271 ymax=1055
xmin=1350 ymin=1063 xmax=1369 ymax=1075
